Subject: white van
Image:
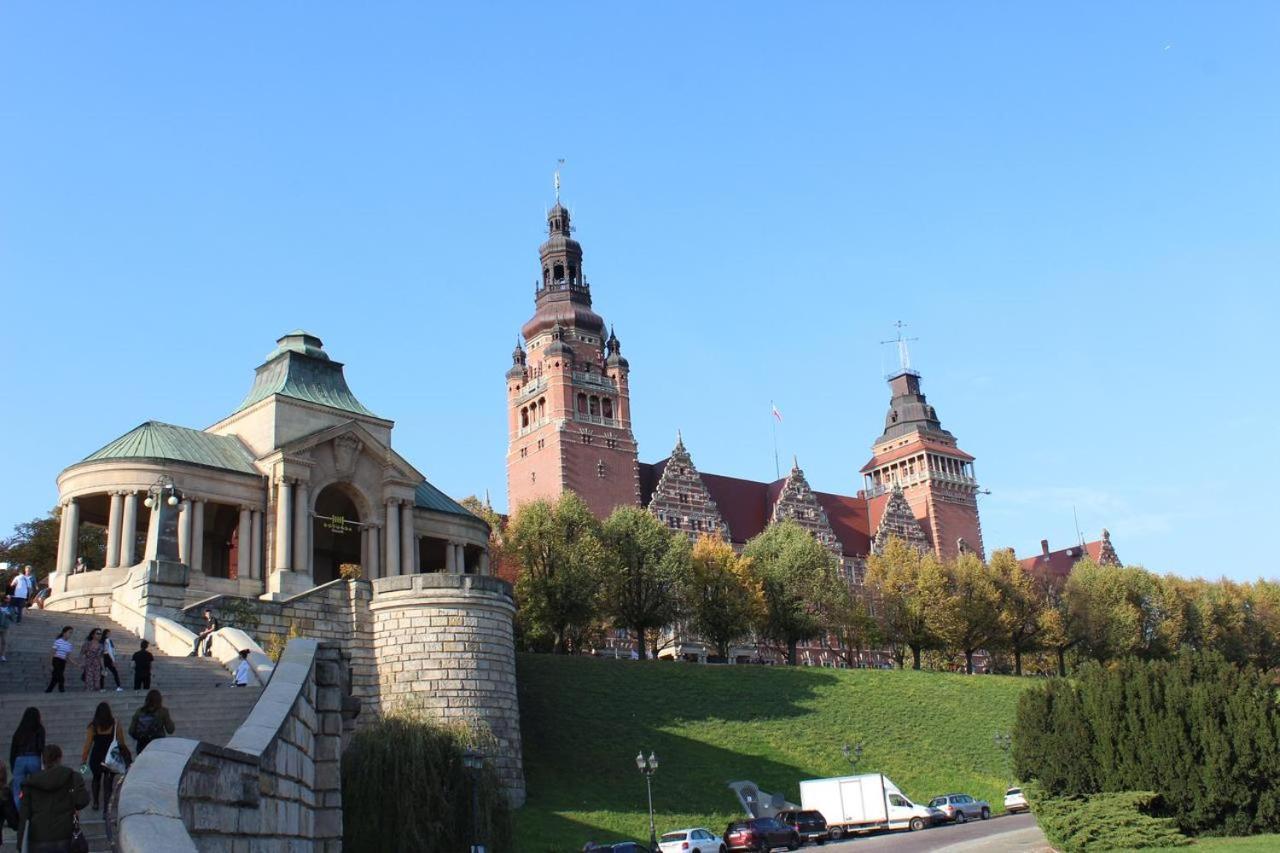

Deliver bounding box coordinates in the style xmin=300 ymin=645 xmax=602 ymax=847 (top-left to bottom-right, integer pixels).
xmin=799 ymin=773 xmax=941 ymax=839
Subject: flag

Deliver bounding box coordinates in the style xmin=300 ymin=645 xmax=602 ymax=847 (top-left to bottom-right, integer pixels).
xmin=771 ymin=404 xmax=783 ymax=423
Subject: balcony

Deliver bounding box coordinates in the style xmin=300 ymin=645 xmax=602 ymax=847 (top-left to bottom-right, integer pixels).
xmin=573 ymin=371 xmax=616 ymax=390
xmin=516 ymin=419 xmax=551 ymax=438
xmin=515 ymin=377 xmax=548 ymax=402
xmin=863 ymin=469 xmax=978 ymax=497
xmin=574 ymin=412 xmax=618 ymax=427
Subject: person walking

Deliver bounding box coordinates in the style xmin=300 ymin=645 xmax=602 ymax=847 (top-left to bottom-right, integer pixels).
xmin=79 ymin=629 xmax=103 ymax=693
xmin=99 ymin=629 xmax=123 ymax=691
xmin=131 ymin=640 xmax=154 ymax=691
xmin=8 ymin=566 xmax=35 ymax=624
xmin=189 ymin=608 xmax=219 ymax=657
xmin=233 ymin=649 xmax=252 ymax=686
xmin=9 ymin=707 xmax=44 ymax=811
xmin=128 ymin=690 xmax=174 ymax=755
xmin=45 ymin=627 xmax=74 ymax=693
xmin=18 ymin=744 xmax=90 ymax=853
xmin=0 ymin=597 xmax=12 ymax=662
xmin=80 ymin=702 xmax=130 ymax=813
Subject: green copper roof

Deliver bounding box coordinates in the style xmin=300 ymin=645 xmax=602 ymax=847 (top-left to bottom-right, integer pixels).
xmin=414 ymin=480 xmax=475 ymax=518
xmin=80 ymin=421 xmax=258 ymax=475
xmin=236 ymin=332 xmax=376 ymax=417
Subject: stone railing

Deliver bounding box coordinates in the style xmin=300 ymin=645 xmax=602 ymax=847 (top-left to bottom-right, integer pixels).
xmin=117 ymin=639 xmax=358 ymax=853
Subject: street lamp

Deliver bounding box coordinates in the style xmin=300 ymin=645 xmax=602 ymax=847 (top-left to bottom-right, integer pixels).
xmin=842 ymin=742 xmax=864 ymax=772
xmin=636 ymin=750 xmax=659 ymax=851
xmin=462 ymin=748 xmax=485 ymax=853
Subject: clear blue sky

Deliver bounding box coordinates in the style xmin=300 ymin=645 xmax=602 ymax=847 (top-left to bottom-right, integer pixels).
xmin=2 ymin=3 xmax=1276 ymax=580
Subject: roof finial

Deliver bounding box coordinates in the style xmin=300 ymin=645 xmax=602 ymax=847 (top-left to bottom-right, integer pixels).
xmin=676 ymin=428 xmax=684 ymax=448
xmin=554 ymin=158 xmax=565 ymax=202
xmin=792 ymin=454 xmax=799 ymax=470
xmin=880 ymin=320 xmax=919 ymax=372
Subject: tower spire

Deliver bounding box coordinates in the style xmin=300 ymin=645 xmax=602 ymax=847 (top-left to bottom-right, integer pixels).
xmin=554 ymin=158 xmax=564 ymax=202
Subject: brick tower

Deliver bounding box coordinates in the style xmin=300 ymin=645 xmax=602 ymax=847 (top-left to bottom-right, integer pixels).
xmin=505 ymin=201 xmax=640 ymax=518
xmin=860 ymin=362 xmax=983 ymax=562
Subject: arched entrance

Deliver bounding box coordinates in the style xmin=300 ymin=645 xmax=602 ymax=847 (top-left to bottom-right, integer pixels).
xmin=312 ymin=484 xmax=362 ymax=585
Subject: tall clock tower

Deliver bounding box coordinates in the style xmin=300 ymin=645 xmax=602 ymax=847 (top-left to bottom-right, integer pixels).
xmin=505 ymin=201 xmax=640 ymax=518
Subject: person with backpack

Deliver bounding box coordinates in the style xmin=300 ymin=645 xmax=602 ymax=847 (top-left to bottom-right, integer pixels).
xmin=81 ymin=702 xmax=131 ymax=813
xmin=9 ymin=707 xmax=44 ymax=811
xmin=18 ymin=744 xmax=90 ymax=853
xmin=131 ymin=640 xmax=154 ymax=691
xmin=128 ymin=690 xmax=175 ymax=755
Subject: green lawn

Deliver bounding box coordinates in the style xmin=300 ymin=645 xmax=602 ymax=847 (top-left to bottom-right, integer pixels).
xmin=514 ymin=654 xmax=1030 ymax=851
xmin=1191 ymin=837 xmax=1280 ymax=851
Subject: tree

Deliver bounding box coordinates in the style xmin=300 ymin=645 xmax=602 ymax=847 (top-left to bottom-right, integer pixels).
xmin=1063 ymin=559 xmax=1136 ymax=664
xmin=742 ymin=520 xmax=840 ymax=666
xmin=506 ymin=494 xmax=603 ymax=654
xmin=825 ymin=581 xmax=879 ymax=668
xmin=458 ymin=495 xmax=505 ymax=568
xmin=865 ymin=536 xmax=946 ymax=670
xmin=990 ymin=548 xmax=1045 ymax=676
xmin=936 ymin=551 xmax=1004 ymax=674
xmin=686 ymin=534 xmax=762 ymax=661
xmin=0 ymin=508 xmax=105 ymax=578
xmin=598 ymin=506 xmax=691 ymax=659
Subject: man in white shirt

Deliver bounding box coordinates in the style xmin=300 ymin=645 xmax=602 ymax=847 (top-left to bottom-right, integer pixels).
xmin=9 ymin=566 xmax=36 ymax=624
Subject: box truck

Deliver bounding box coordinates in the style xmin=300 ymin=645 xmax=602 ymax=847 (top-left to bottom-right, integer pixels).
xmin=798 ymin=773 xmax=940 ymax=839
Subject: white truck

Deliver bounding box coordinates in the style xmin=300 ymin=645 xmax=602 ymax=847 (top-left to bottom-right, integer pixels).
xmin=799 ymin=773 xmax=940 ymax=840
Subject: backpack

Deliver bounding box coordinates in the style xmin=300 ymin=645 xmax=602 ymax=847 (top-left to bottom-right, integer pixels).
xmin=131 ymin=710 xmax=166 ymax=742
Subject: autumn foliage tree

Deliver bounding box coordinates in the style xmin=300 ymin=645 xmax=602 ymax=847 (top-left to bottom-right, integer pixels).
xmin=936 ymin=551 xmax=1004 ymax=674
xmin=990 ymin=548 xmax=1046 ymax=676
xmin=686 ymin=534 xmax=762 ymax=661
xmin=865 ymin=537 xmax=946 ymax=670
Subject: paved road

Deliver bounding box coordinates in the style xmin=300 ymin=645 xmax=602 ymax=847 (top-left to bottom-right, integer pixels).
xmin=816 ymin=813 xmax=1048 ymax=853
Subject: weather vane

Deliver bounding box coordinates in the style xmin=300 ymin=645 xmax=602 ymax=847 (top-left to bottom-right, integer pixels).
xmin=554 ymin=158 xmax=565 ymax=201
xmin=880 ymin=320 xmax=919 ymax=371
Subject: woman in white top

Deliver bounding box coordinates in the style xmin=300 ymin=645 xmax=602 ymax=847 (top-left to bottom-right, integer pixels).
xmin=45 ymin=626 xmax=75 ymax=693
xmin=99 ymin=629 xmax=123 ymax=691
xmin=233 ymin=650 xmax=252 ymax=687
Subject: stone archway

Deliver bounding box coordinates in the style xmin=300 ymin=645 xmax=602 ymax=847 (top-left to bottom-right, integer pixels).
xmin=312 ymin=484 xmax=362 ymax=585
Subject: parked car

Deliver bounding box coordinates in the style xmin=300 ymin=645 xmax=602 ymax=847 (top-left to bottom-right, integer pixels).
xmin=659 ymin=827 xmax=726 ymax=853
xmin=1003 ymin=787 xmax=1029 ymax=814
xmin=927 ymin=793 xmax=991 ymax=823
xmin=774 ymin=810 xmax=828 ymax=844
xmin=724 ymin=817 xmax=801 ymax=852
xmin=584 ymin=843 xmax=650 ymax=853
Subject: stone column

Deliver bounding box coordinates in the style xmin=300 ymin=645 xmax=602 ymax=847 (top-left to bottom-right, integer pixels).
xmin=56 ymin=499 xmax=79 ymax=574
xmin=105 ymin=492 xmax=124 ymax=568
xmin=444 ymin=540 xmax=456 ymax=573
xmin=293 ymin=482 xmax=311 ymax=580
xmin=120 ymin=491 xmax=138 ymax=566
xmin=384 ymin=501 xmax=400 ymax=576
xmin=400 ymin=503 xmax=415 ymax=574
xmin=479 ymin=551 xmax=491 ymax=576
xmin=367 ymin=525 xmax=381 ymax=578
xmin=237 ymin=507 xmax=252 ymax=580
xmin=360 ymin=527 xmax=369 ymax=574
xmin=250 ymin=510 xmax=263 ymax=579
xmin=275 ymin=480 xmax=293 ymax=571
xmin=190 ymin=500 xmax=205 ymax=575
xmin=177 ymin=499 xmax=192 ymax=565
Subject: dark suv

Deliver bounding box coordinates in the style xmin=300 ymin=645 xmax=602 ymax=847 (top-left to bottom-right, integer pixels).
xmin=775 ymin=810 xmax=828 ymax=844
xmin=724 ymin=817 xmax=800 ymax=852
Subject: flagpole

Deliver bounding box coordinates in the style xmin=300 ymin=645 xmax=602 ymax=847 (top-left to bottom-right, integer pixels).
xmin=770 ymin=400 xmax=780 ymax=480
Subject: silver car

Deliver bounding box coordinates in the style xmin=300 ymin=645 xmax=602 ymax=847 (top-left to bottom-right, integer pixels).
xmin=927 ymin=793 xmax=991 ymax=823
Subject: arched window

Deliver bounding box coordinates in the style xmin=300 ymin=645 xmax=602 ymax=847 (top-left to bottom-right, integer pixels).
xmin=520 ymin=407 xmax=529 ymax=428
xmin=589 ymin=396 xmax=600 ymax=416
xmin=554 ymin=263 xmax=564 ymax=282
xmin=537 ymin=397 xmax=546 ymax=420
xmin=577 ymin=393 xmax=588 ymax=414
xmin=601 ymin=398 xmax=613 ymax=419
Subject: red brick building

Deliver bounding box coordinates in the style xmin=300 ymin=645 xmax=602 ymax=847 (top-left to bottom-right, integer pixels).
xmin=505 ymin=201 xmax=985 ymax=578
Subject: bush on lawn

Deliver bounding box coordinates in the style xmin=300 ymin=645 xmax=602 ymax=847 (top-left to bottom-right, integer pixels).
xmin=1025 ymin=785 xmax=1190 ymax=851
xmin=342 ymin=709 xmax=513 ymax=853
xmin=1014 ymin=651 xmax=1280 ymax=836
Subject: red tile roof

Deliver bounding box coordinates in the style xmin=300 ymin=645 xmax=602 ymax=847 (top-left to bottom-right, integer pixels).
xmin=1019 ymin=540 xmax=1104 ymax=582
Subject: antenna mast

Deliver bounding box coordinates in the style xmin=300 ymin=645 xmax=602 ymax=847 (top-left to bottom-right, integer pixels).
xmin=879 ymin=320 xmax=920 ymax=376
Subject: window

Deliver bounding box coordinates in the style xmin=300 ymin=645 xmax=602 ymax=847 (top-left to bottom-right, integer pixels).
xmin=597 ymin=460 xmax=606 ymax=478
xmin=520 ymin=408 xmax=529 ymax=428
xmin=606 ymin=437 xmax=617 ymax=449
xmin=530 ymin=472 xmax=536 ymax=484
xmin=537 ymin=438 xmax=544 ymax=449
xmin=577 ymin=393 xmax=588 ymax=414
xmin=589 ymin=396 xmax=600 ymax=416
xmin=582 ymin=433 xmax=593 ymax=445
xmin=667 ymin=516 xmax=680 ymax=529
xmin=679 ymin=491 xmax=689 ymax=504
xmin=889 ymin=795 xmax=909 ymax=807
xmin=602 ymin=398 xmax=613 ymax=419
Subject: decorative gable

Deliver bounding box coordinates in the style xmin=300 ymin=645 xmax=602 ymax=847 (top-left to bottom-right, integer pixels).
xmin=872 ymin=485 xmax=933 ymax=554
xmin=1097 ymin=528 xmax=1120 ymax=566
xmin=771 ymin=461 xmax=841 ymax=554
xmin=646 ymin=434 xmax=729 ymax=538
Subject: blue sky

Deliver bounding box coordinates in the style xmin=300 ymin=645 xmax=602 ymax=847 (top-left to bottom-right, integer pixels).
xmin=1 ymin=3 xmax=1276 ymax=580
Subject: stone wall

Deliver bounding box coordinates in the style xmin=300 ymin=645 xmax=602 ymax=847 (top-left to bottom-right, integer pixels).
xmin=370 ymin=573 xmax=526 ymax=806
xmin=116 ymin=639 xmax=358 ymax=853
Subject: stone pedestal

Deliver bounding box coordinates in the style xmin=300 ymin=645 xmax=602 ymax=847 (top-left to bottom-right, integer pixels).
xmin=263 ymin=569 xmax=312 ymax=601
xmin=125 ymin=560 xmax=190 ymax=616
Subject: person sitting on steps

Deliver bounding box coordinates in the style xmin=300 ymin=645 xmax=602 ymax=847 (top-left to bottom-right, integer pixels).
xmin=189 ymin=608 xmax=219 ymax=657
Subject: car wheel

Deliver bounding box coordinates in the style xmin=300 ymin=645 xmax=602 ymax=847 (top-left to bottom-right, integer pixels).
xmin=909 ymin=817 xmax=925 ymax=832
xmin=828 ymin=826 xmax=843 ymax=841
xmin=981 ymin=807 xmax=991 ymax=820
xmin=788 ymin=834 xmax=800 ymax=850
xmin=955 ymin=809 xmax=968 ymax=824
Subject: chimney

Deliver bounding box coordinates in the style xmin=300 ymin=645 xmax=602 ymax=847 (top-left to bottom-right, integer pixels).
xmin=1040 ymin=539 xmax=1050 ymax=556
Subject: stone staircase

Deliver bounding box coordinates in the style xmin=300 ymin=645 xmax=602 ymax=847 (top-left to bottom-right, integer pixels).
xmin=1 ymin=606 xmax=263 ymax=852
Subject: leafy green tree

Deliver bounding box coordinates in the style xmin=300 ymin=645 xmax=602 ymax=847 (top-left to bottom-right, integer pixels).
xmin=936 ymin=551 xmax=1004 ymax=674
xmin=686 ymin=534 xmax=762 ymax=661
xmin=1064 ymin=559 xmax=1137 ymax=663
xmin=826 ymin=581 xmax=880 ymax=668
xmin=506 ymin=494 xmax=603 ymax=654
xmin=458 ymin=494 xmax=505 ymax=567
xmin=1242 ymin=580 xmax=1280 ymax=672
xmin=865 ymin=536 xmax=946 ymax=670
xmin=0 ymin=508 xmax=105 ymax=578
xmin=599 ymin=506 xmax=692 ymax=659
xmin=990 ymin=548 xmax=1045 ymax=676
xmin=743 ymin=520 xmax=840 ymax=666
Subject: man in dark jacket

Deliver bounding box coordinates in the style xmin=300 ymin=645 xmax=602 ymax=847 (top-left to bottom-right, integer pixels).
xmin=19 ymin=744 xmax=89 ymax=852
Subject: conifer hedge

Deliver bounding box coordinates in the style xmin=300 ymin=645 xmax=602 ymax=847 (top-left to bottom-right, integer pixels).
xmin=1014 ymin=652 xmax=1280 ymax=836
xmin=341 ymin=710 xmax=514 ymax=852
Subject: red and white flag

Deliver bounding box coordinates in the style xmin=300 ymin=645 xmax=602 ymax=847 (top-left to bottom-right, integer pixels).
xmin=771 ymin=403 xmax=783 ymax=423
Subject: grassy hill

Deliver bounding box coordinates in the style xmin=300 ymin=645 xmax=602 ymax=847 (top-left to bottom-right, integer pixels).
xmin=514 ymin=654 xmax=1030 ymax=851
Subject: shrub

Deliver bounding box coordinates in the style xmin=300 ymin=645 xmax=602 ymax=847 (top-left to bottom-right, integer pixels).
xmin=339 ymin=562 xmax=363 ymax=581
xmin=342 ymin=710 xmax=512 ymax=853
xmin=263 ymin=621 xmax=303 ymax=663
xmin=1025 ymin=786 xmax=1190 ymax=851
xmin=217 ymin=597 xmax=260 ymax=632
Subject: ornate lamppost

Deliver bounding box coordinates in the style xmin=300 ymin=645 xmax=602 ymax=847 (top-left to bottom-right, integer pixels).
xmin=635 ymin=750 xmax=659 ymax=851
xmin=462 ymin=747 xmax=485 ymax=853
xmin=143 ymin=477 xmax=183 ymax=563
xmin=842 ymin=741 xmax=864 ymax=773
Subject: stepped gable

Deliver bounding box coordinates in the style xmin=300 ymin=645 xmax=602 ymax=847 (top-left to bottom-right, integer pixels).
xmin=770 ymin=459 xmax=841 ymax=554
xmin=1096 ymin=528 xmax=1120 ymax=566
xmin=645 ymin=433 xmax=729 ymax=538
xmin=872 ymin=485 xmax=933 ymax=554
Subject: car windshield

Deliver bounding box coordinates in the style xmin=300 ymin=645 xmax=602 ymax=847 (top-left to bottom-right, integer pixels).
xmin=799 ymin=811 xmax=822 ymax=819
xmin=660 ymin=833 xmax=686 ymax=842
xmin=1007 ymin=788 xmax=1022 ymax=795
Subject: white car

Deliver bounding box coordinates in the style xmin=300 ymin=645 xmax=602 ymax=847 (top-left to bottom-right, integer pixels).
xmin=1004 ymin=787 xmax=1029 ymax=814
xmin=658 ymin=827 xmax=726 ymax=853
